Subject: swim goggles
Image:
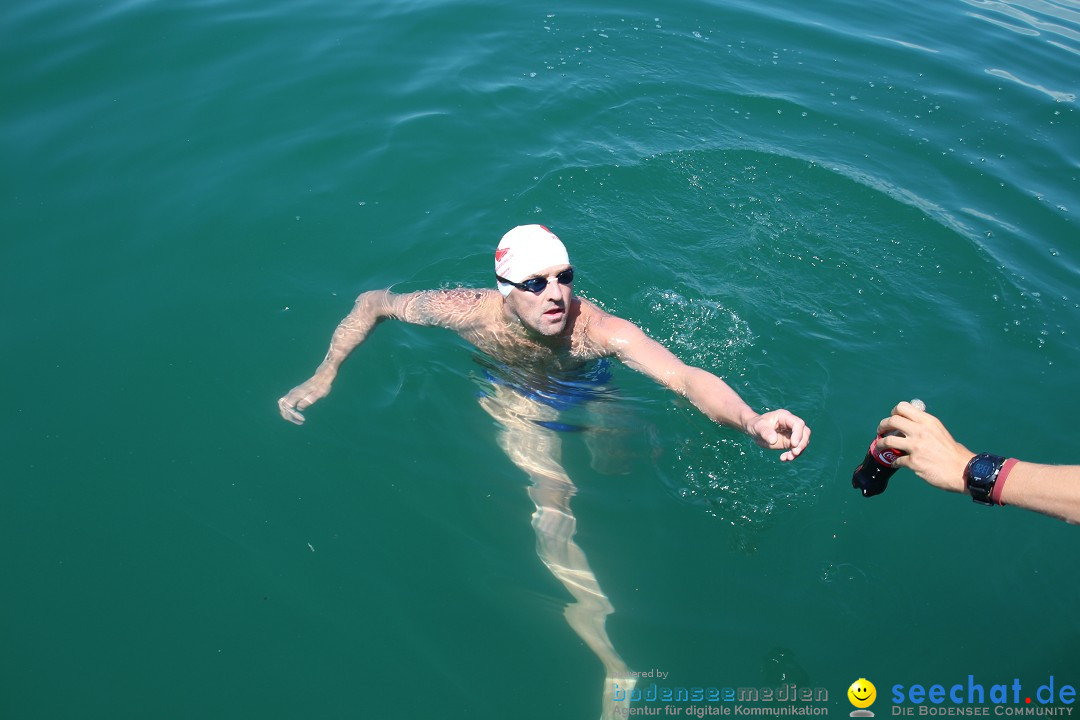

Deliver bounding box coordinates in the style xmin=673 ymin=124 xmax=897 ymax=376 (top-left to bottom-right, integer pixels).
xmin=495 ymin=268 xmax=574 ymax=294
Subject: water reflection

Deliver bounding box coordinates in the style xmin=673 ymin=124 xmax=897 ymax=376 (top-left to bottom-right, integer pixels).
xmin=959 ymin=0 xmax=1080 ymax=55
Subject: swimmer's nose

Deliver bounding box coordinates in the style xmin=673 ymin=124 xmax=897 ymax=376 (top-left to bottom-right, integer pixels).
xmin=541 ymin=277 xmax=563 ymax=302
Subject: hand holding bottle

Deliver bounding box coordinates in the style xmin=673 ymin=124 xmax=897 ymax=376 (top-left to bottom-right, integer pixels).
xmin=851 ymin=398 xmax=926 ymax=497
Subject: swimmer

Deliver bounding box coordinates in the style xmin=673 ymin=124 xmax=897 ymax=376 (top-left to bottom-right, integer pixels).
xmin=278 ymin=225 xmax=812 ymax=719
xmin=278 ymin=224 xmax=811 ymax=460
xmin=877 ymin=402 xmax=1080 ymax=524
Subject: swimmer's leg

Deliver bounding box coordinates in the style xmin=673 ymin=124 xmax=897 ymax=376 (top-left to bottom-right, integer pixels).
xmin=582 ymin=397 xmax=660 ymax=476
xmin=527 ymin=483 xmax=636 ymax=719
xmin=480 ymin=389 xmax=634 ymax=719
xmin=584 ymin=426 xmax=635 ymax=476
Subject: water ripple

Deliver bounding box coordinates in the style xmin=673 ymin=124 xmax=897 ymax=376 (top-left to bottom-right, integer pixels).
xmin=985 ymin=67 xmax=1077 ymax=101
xmin=961 ymin=0 xmax=1080 ymax=53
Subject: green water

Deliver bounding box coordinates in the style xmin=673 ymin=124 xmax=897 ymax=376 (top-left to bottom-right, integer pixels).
xmin=3 ymin=0 xmax=1079 ymax=718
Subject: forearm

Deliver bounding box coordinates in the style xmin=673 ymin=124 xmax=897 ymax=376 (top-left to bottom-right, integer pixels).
xmin=997 ymin=462 xmax=1080 ymax=524
xmin=682 ymin=367 xmax=759 ymax=433
xmin=312 ymin=290 xmax=391 ymax=381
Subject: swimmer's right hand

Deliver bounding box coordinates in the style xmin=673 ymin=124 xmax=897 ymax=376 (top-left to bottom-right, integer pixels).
xmin=278 ymin=377 xmax=332 ymax=425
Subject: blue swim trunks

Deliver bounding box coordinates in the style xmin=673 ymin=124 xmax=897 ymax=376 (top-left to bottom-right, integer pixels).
xmin=478 ymin=357 xmax=614 ymax=432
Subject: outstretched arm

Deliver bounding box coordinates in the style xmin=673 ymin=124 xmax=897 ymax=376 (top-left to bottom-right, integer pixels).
xmin=279 ymin=288 xmax=490 ymax=424
xmin=278 ymin=290 xmax=400 ymax=424
xmin=877 ymin=402 xmax=1080 ymax=524
xmin=589 ymin=310 xmax=810 ymax=461
xmin=997 ymin=463 xmax=1080 ymax=524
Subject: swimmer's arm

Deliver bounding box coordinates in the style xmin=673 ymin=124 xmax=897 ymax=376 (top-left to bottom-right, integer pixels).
xmin=589 ymin=312 xmax=809 ymax=461
xmin=603 ymin=319 xmax=757 ymax=428
xmin=278 ymin=289 xmax=425 ymax=424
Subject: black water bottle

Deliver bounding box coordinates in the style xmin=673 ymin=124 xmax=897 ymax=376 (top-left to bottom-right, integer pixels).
xmin=852 ymin=399 xmax=925 ymax=497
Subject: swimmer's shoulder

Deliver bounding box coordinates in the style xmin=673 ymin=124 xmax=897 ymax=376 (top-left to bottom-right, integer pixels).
xmin=393 ymin=287 xmax=501 ymax=331
xmin=572 ymin=297 xmax=629 ymax=356
xmin=574 ymin=297 xmax=626 ymax=334
xmin=573 ymin=297 xmax=651 ymax=358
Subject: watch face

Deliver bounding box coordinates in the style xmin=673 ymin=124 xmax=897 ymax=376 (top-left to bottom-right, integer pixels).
xmin=972 ymin=459 xmax=993 ymax=481
xmin=970 ymin=456 xmax=997 ymax=481
xmin=967 ymin=454 xmax=1004 ymax=505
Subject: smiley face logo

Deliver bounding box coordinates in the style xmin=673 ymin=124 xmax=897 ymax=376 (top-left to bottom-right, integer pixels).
xmin=848 ymin=678 xmax=877 ymax=709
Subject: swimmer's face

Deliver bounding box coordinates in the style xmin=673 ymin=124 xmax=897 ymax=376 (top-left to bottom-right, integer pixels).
xmin=503 ymin=263 xmax=574 ymax=337
xmin=848 ymin=679 xmax=876 ymax=709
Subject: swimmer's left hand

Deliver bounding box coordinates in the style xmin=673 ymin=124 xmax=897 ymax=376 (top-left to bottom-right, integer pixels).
xmin=747 ymin=409 xmax=811 ymax=462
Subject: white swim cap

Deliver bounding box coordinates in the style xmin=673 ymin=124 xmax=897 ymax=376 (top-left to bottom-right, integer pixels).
xmin=494 ymin=225 xmax=570 ymax=296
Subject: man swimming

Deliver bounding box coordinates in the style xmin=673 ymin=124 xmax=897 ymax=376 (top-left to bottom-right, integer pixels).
xmin=278 ymin=224 xmax=812 ymax=719
xmin=278 ymin=224 xmax=811 ymax=458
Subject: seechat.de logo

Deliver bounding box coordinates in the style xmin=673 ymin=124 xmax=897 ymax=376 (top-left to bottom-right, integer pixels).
xmin=850 ymin=678 xmax=878 ymax=717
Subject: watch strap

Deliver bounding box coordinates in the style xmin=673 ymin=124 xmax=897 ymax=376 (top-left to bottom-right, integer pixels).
xmin=990 ymin=458 xmax=1019 ymax=506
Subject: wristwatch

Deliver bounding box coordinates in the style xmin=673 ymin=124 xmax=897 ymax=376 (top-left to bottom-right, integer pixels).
xmin=965 ymin=453 xmax=1006 ymax=506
